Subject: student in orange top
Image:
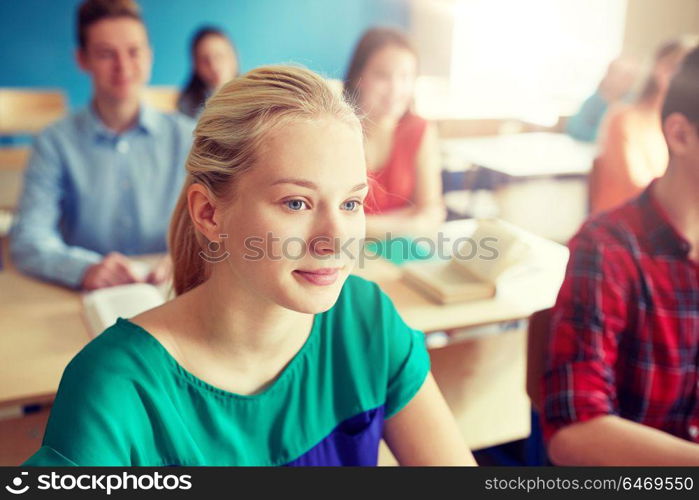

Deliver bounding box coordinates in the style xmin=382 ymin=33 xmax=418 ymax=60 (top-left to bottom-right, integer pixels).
xmin=591 ymin=38 xmax=695 ymax=215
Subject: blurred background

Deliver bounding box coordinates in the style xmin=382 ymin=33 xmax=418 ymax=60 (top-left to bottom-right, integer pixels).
xmin=1 ymin=0 xmax=696 ymax=117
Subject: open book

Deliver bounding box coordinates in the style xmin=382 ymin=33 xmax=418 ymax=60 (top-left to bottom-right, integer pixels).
xmin=81 ymin=260 xmax=169 ymax=337
xmin=82 ymin=283 xmax=166 ymax=337
xmin=401 ymin=219 xmax=532 ymax=304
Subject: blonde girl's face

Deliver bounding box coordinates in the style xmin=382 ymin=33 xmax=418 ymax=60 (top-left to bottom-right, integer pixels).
xmin=357 ymin=45 xmax=417 ymax=120
xmin=216 ymin=117 xmax=368 ymax=314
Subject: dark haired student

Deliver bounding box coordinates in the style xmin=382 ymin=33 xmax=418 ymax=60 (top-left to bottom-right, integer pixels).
xmin=10 ymin=0 xmax=194 ymax=290
xmin=177 ymin=26 xmax=239 ymax=118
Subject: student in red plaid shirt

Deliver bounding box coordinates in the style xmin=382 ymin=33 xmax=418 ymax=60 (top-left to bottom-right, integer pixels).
xmin=542 ymin=45 xmax=699 ymax=465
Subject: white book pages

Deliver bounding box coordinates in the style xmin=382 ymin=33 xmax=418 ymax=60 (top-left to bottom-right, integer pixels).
xmin=451 ymin=218 xmax=532 ymax=284
xmin=83 ymin=283 xmax=165 ymax=337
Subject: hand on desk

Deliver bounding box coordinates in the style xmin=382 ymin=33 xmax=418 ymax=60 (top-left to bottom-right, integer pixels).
xmin=81 ymin=253 xmax=173 ymax=290
xmin=81 ymin=252 xmax=143 ymax=291
xmin=145 ymin=255 xmax=172 ymax=286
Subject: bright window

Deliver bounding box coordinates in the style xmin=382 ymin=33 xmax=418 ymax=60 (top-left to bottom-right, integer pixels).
xmin=416 ymin=0 xmax=628 ymax=124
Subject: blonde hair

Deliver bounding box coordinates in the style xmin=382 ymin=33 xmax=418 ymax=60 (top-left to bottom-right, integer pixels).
xmin=169 ymin=65 xmax=361 ymax=296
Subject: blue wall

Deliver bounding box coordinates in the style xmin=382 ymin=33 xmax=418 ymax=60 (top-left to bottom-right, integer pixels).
xmin=0 ymin=0 xmax=409 ymax=109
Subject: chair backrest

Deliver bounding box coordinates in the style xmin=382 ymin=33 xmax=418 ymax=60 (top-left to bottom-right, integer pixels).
xmin=0 ymin=146 xmax=30 ymax=212
xmin=526 ymin=307 xmax=553 ymax=413
xmin=142 ymin=86 xmax=180 ymax=113
xmin=0 ymin=89 xmax=66 ymax=134
xmin=0 ymin=146 xmax=30 ymax=171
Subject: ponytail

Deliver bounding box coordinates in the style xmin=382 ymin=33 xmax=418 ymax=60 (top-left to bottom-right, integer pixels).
xmin=169 ymin=178 xmax=208 ymax=295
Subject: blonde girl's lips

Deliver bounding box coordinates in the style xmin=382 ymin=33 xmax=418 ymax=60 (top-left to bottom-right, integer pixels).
xmin=292 ymin=268 xmax=340 ymax=286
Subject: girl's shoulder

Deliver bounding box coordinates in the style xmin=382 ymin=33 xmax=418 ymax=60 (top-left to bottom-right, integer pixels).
xmin=398 ymin=112 xmax=429 ymax=135
xmin=65 ymin=316 xmax=166 ymax=387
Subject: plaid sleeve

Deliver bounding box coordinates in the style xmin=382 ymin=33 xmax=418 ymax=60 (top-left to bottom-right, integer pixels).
xmin=540 ymin=229 xmax=631 ymax=442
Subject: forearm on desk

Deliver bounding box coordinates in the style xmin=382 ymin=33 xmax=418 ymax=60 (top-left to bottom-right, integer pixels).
xmin=9 ymin=232 xmax=101 ymax=288
xmin=10 ymin=136 xmax=102 ymax=288
xmin=548 ymin=415 xmax=699 ymax=466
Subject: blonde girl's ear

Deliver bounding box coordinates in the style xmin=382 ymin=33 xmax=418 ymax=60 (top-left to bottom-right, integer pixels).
xmin=187 ymin=183 xmax=224 ymax=244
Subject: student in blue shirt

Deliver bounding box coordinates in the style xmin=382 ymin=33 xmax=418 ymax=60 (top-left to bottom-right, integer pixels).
xmin=10 ymin=0 xmax=193 ymax=290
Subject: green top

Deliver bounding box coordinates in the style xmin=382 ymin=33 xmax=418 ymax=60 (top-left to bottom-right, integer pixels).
xmin=24 ymin=276 xmax=430 ymax=466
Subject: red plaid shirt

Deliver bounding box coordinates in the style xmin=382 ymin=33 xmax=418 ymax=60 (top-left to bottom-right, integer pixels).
xmin=542 ymin=181 xmax=699 ymax=443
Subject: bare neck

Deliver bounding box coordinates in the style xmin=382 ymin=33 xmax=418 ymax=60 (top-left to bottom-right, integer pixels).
xmin=182 ymin=270 xmax=314 ymax=359
xmin=93 ymin=95 xmax=141 ymax=134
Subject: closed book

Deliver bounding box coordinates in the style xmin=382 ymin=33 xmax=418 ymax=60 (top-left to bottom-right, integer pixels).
xmin=402 ymin=259 xmax=496 ymax=305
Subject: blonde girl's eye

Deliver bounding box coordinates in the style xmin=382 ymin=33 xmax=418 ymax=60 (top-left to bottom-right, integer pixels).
xmin=285 ymin=199 xmax=308 ymax=211
xmin=341 ymin=200 xmax=362 ymax=211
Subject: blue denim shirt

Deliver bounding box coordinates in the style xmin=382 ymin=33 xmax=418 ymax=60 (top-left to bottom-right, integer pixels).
xmin=10 ymin=104 xmax=194 ymax=288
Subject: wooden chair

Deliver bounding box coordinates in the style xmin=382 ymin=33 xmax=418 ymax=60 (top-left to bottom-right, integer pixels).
xmin=526 ymin=308 xmax=553 ymax=413
xmin=0 ymin=147 xmax=30 ymax=209
xmin=0 ymin=146 xmax=31 ymax=231
xmin=142 ymin=86 xmax=180 ymax=113
xmin=0 ymin=90 xmax=64 ymax=214
xmin=0 ymin=146 xmax=30 ymax=170
xmin=0 ymin=406 xmax=51 ymax=465
xmin=0 ymin=89 xmax=66 ymax=134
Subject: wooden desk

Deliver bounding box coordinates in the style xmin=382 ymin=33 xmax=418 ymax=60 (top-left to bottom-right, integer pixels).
xmin=0 ymin=270 xmax=89 ymax=408
xmin=441 ymin=132 xmax=597 ymax=178
xmin=355 ymin=219 xmax=569 ymax=333
xmin=441 ymin=133 xmax=596 ymax=243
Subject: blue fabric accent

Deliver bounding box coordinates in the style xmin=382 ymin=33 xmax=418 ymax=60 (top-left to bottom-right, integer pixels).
xmin=565 ymin=91 xmax=608 ymax=143
xmin=285 ymin=406 xmax=384 ymax=466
